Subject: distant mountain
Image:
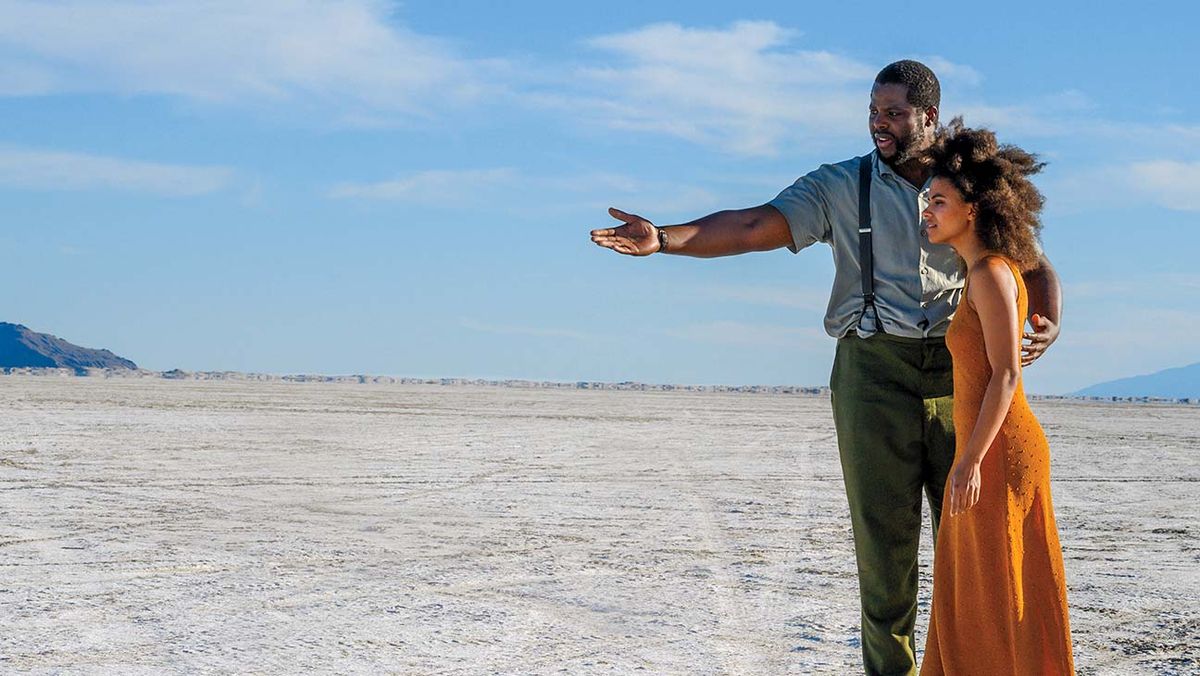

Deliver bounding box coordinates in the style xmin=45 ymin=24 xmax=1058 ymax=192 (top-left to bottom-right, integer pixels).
xmin=0 ymin=322 xmax=136 ymax=374
xmin=1072 ymin=362 xmax=1200 ymax=399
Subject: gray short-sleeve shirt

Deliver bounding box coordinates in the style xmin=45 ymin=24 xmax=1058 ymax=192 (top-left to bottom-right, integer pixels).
xmin=768 ymin=151 xmax=963 ymax=339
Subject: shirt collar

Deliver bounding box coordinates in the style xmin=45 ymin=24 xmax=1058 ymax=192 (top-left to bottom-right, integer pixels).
xmin=872 ymin=150 xmax=896 ymax=180
xmin=873 ymin=150 xmax=933 ymax=190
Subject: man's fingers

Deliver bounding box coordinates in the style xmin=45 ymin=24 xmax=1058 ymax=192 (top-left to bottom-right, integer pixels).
xmin=590 ymin=228 xmax=616 ymax=237
xmin=592 ymin=233 xmax=642 ymax=256
xmin=608 ymin=207 xmax=640 ymax=224
xmin=591 ymin=236 xmax=624 ymax=251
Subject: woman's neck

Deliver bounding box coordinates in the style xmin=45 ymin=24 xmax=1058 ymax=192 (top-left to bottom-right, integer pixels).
xmin=951 ymin=231 xmax=989 ymax=272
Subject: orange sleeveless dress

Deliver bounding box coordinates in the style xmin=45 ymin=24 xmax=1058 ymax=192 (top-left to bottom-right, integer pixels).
xmin=921 ymin=255 xmax=1075 ymax=675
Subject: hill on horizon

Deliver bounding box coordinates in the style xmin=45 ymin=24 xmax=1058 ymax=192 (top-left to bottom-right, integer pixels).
xmin=1071 ymin=362 xmax=1200 ymax=399
xmin=0 ymin=322 xmax=137 ymax=374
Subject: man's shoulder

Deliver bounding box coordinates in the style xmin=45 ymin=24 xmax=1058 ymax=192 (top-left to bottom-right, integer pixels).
xmin=790 ymin=153 xmax=871 ymax=187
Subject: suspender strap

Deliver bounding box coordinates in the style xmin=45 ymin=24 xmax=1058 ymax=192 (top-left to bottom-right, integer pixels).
xmin=857 ymin=154 xmax=881 ymax=332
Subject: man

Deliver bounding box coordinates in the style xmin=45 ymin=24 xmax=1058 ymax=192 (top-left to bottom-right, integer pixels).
xmin=590 ymin=60 xmax=1062 ymax=675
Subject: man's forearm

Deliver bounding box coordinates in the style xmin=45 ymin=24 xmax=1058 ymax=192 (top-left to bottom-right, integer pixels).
xmin=660 ymin=205 xmax=792 ymax=258
xmin=1023 ymin=254 xmax=1063 ymax=324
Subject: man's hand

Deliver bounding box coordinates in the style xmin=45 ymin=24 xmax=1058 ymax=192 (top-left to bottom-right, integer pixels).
xmin=1021 ymin=313 xmax=1059 ymax=367
xmin=590 ymin=207 xmax=660 ymax=256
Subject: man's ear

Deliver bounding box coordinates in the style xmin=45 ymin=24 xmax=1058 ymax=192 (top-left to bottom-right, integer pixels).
xmin=926 ymin=106 xmax=939 ymax=128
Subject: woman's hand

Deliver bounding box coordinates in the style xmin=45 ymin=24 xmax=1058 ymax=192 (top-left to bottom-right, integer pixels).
xmin=948 ymin=460 xmax=982 ymax=516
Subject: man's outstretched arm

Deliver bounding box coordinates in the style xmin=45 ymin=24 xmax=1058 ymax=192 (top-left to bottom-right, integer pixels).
xmin=590 ymin=205 xmax=793 ymax=258
xmin=1021 ymin=253 xmax=1063 ymax=366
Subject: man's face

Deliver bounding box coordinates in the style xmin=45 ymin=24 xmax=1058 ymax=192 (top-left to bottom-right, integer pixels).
xmin=868 ymin=82 xmax=936 ymax=164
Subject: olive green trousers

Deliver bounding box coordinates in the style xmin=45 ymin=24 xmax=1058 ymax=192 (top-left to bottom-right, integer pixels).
xmin=830 ymin=333 xmax=956 ymax=676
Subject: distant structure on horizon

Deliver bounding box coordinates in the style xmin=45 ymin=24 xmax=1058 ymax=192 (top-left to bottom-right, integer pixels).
xmin=0 ymin=321 xmax=1195 ymax=405
xmin=0 ymin=322 xmax=137 ymax=374
xmin=1 ymin=366 xmax=1196 ymax=405
xmin=1071 ymin=362 xmax=1200 ymax=399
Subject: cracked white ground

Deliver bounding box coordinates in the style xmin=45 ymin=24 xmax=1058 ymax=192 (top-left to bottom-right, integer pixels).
xmin=0 ymin=377 xmax=1195 ymax=675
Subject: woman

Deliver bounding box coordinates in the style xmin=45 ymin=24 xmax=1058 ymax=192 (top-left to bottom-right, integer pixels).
xmin=919 ymin=119 xmax=1074 ymax=675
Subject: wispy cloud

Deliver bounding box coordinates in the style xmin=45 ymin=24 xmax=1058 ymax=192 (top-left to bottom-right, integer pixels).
xmin=459 ymin=319 xmax=592 ymax=341
xmin=1128 ymin=160 xmax=1200 ymax=212
xmin=1067 ymin=274 xmax=1200 ymax=300
xmin=544 ymin=21 xmax=876 ymax=156
xmin=915 ymin=56 xmax=983 ymax=88
xmin=328 ymin=168 xmax=519 ymax=201
xmin=943 ymin=90 xmax=1095 ymax=138
xmin=0 ymin=0 xmax=501 ymax=119
xmin=663 ymin=320 xmax=825 ymax=348
xmin=1046 ymin=157 xmax=1200 ymax=215
xmin=555 ymin=173 xmax=722 ymax=217
xmin=1027 ymin=303 xmax=1200 ymax=393
xmin=0 ymin=147 xmax=233 ymax=195
xmin=700 ymin=284 xmax=828 ymax=311
xmin=328 ymin=167 xmax=721 ymax=219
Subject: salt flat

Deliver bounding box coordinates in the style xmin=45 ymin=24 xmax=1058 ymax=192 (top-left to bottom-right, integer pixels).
xmin=0 ymin=376 xmax=1196 ymax=675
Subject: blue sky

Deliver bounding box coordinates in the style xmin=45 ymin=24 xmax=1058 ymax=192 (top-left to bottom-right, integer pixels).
xmin=1 ymin=0 xmax=1194 ymax=394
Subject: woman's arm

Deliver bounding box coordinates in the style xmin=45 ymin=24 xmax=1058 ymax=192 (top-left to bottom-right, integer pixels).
xmin=948 ymin=258 xmax=1024 ymax=516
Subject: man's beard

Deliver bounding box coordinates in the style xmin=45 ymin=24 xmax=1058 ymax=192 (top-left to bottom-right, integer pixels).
xmin=883 ymin=133 xmax=922 ymax=165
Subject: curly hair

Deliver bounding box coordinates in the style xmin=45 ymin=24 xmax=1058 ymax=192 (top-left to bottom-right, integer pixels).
xmin=928 ymin=118 xmax=1046 ymax=271
xmin=875 ymin=60 xmax=940 ymax=109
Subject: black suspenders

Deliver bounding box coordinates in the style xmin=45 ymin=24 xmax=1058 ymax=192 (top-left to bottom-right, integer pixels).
xmin=858 ymin=154 xmax=882 ymax=333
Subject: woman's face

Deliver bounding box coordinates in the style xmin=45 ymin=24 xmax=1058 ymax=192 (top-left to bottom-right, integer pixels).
xmin=922 ymin=176 xmax=976 ymax=246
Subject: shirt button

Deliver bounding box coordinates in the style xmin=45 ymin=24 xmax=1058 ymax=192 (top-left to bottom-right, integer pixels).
xmin=921 ymin=267 xmax=930 ymax=275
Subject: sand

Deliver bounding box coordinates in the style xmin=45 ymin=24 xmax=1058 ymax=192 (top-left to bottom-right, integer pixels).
xmin=0 ymin=376 xmax=1196 ymax=674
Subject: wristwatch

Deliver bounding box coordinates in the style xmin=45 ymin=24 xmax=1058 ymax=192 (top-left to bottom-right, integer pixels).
xmin=656 ymin=226 xmax=668 ymax=254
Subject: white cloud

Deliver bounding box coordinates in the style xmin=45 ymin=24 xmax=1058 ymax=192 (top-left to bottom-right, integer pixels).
xmin=558 ymin=21 xmax=876 ymax=156
xmin=915 ymin=56 xmax=983 ymax=87
xmin=663 ymin=320 xmax=825 ymax=348
xmin=459 ymin=319 xmax=591 ymax=341
xmin=328 ymin=168 xmax=519 ymax=201
xmin=947 ymin=103 xmax=1065 ymax=136
xmin=1068 ymin=274 xmax=1200 ymax=300
xmin=941 ymin=89 xmax=1098 ymax=137
xmin=1128 ymin=160 xmax=1200 ymax=212
xmin=558 ymin=173 xmax=722 ymax=218
xmin=0 ymin=147 xmax=233 ymax=196
xmin=700 ymin=284 xmax=828 ymax=312
xmin=328 ymin=167 xmax=721 ymax=219
xmin=1022 ymin=309 xmax=1200 ymax=395
xmin=0 ymin=0 xmax=498 ymax=119
xmin=0 ymin=59 xmax=57 ymax=96
xmin=1047 ymin=158 xmax=1200 ymax=214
